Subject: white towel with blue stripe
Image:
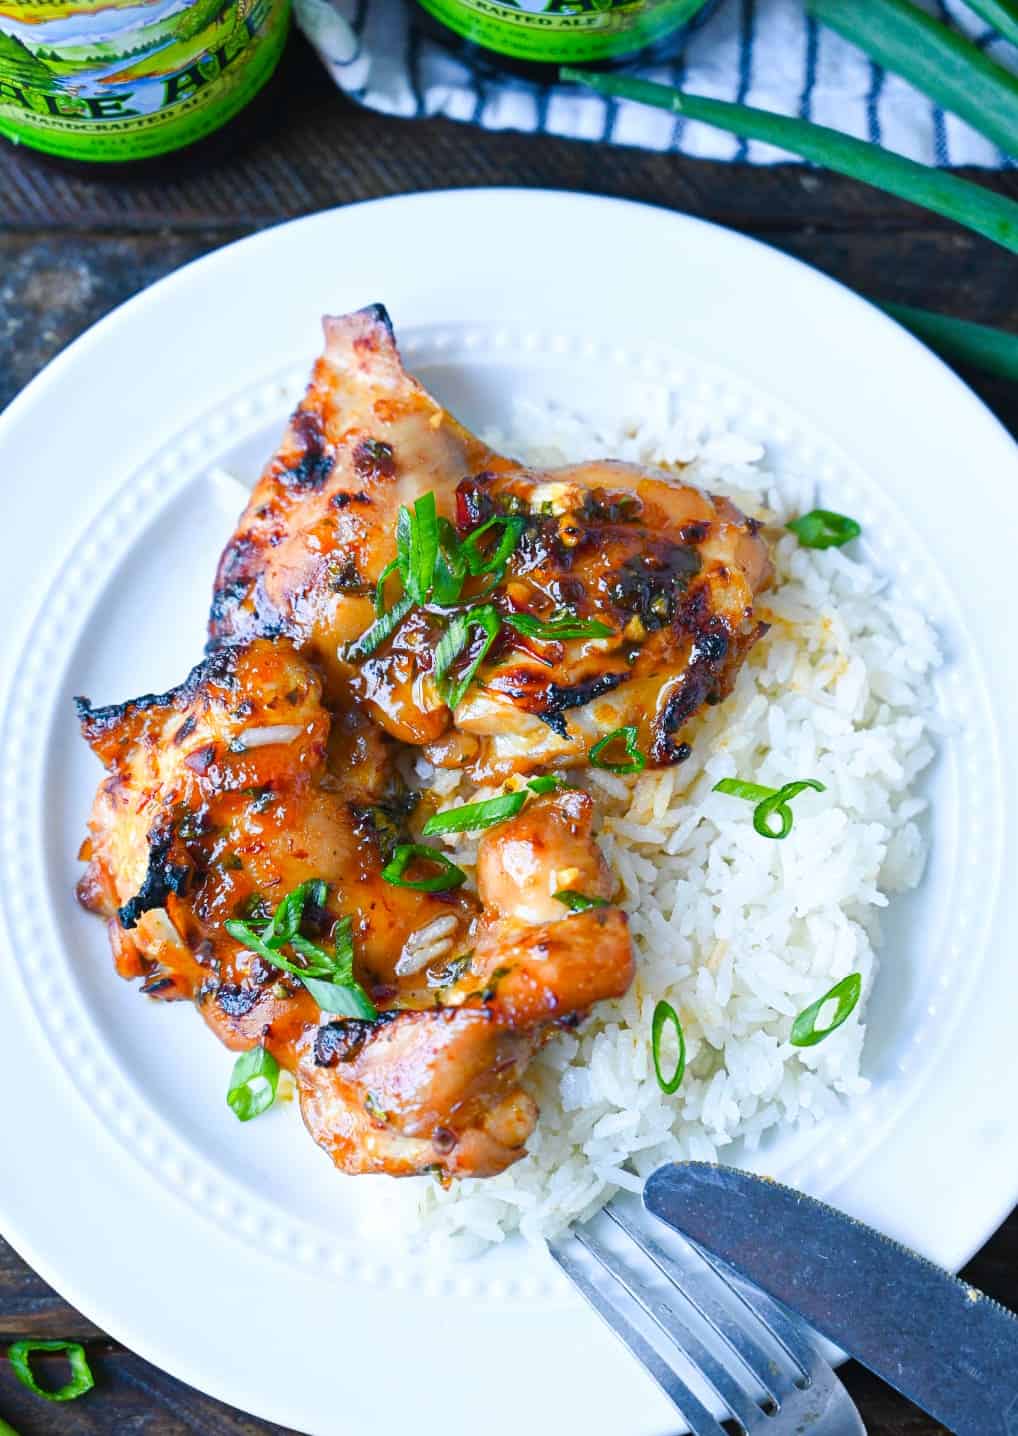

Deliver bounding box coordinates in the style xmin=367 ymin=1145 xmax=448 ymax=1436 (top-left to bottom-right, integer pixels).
xmin=294 ymin=0 xmax=1016 ymax=167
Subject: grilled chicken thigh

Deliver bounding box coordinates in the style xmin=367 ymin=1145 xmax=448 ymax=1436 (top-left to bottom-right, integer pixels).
xmin=77 ymin=303 xmax=771 ymax=1183
xmin=443 ymin=463 xmax=772 ymax=776
xmin=77 ymin=639 xmax=632 ymax=1177
xmin=208 ymin=306 xmax=771 ymax=777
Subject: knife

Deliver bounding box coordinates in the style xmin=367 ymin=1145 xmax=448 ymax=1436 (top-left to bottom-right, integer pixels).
xmin=643 ymin=1162 xmax=1018 ymax=1436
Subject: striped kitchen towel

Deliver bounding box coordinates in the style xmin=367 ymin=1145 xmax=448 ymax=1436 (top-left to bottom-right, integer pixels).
xmin=295 ymin=0 xmax=1016 ymax=166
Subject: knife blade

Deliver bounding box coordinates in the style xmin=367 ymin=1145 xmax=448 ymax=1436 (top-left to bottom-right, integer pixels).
xmin=643 ymin=1162 xmax=1018 ymax=1436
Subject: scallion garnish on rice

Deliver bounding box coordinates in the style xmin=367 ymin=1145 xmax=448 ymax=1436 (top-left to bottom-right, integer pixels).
xmin=8 ymin=1341 xmax=95 ymax=1403
xmin=423 ymin=792 xmax=527 ymax=836
xmin=713 ymin=776 xmax=826 ymax=839
xmin=589 ymin=725 xmax=647 ymax=774
xmin=227 ymin=1043 xmax=279 ymax=1122
xmin=787 ymin=509 xmax=861 ymax=549
xmin=381 ymin=843 xmax=467 ymax=892
xmin=651 ymin=999 xmax=686 ymax=1094
xmin=553 ymin=890 xmax=609 ymax=913
xmin=790 ymin=973 xmax=863 ymax=1047
xmin=712 ymin=777 xmax=775 ymax=804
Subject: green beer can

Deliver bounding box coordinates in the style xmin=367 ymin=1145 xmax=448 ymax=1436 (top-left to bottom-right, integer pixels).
xmin=0 ymin=0 xmax=290 ymax=161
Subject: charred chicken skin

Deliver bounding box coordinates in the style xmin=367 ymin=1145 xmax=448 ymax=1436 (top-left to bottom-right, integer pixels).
xmin=208 ymin=305 xmax=772 ymax=776
xmin=77 ymin=638 xmax=632 ymax=1178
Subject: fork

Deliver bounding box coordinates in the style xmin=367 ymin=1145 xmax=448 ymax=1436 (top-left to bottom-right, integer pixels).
xmin=548 ymin=1191 xmax=866 ymax=1435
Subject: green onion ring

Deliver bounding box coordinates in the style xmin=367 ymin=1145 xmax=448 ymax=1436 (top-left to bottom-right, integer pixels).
xmin=589 ymin=726 xmax=647 ymax=774
xmin=651 ymin=1000 xmax=686 ymax=1094
xmin=226 ymin=1044 xmax=280 ymax=1122
xmin=8 ymin=1341 xmax=95 ymax=1403
xmin=381 ymin=844 xmax=467 ymax=892
xmin=752 ymin=780 xmax=826 ymax=839
xmin=790 ymin=973 xmax=863 ymax=1047
xmin=786 ymin=509 xmax=861 ymax=549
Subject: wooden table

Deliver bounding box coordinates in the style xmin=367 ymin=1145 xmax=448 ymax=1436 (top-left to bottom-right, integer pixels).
xmin=1 ymin=30 xmax=1015 ymax=1435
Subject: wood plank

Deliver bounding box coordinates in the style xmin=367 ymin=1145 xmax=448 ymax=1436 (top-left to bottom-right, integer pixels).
xmin=2 ymin=1221 xmax=1016 ymax=1432
xmin=4 ymin=227 xmax=1016 ymax=432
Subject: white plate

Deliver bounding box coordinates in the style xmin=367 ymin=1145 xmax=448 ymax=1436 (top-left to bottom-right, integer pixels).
xmin=1 ymin=190 xmax=1016 ymax=1436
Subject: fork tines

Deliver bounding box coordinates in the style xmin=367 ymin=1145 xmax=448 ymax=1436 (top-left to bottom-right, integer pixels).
xmin=547 ymin=1193 xmax=833 ymax=1436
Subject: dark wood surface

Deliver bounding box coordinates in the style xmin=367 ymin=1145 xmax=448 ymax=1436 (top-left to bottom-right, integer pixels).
xmin=1 ymin=28 xmax=1015 ymax=1435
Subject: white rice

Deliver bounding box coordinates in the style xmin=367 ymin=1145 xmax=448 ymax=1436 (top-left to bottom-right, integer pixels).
xmin=401 ymin=398 xmax=938 ymax=1256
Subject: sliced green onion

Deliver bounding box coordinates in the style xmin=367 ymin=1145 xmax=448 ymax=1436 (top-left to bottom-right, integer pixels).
xmin=433 ymin=611 xmax=469 ymax=688
xmin=224 ymin=917 xmax=283 ymax=967
xmin=808 ymin=0 xmax=1018 ymax=159
xmin=440 ymin=604 xmax=502 ymax=711
xmin=227 ymin=1044 xmax=279 ymax=1122
xmin=753 ymin=780 xmax=826 ymax=840
xmin=713 ymin=777 xmax=777 ymax=804
xmin=554 ymin=889 xmax=610 ymax=913
xmin=560 ymin=68 xmax=1018 ymax=256
xmin=589 ymin=726 xmax=647 ymax=774
xmin=527 ymin=774 xmax=575 ymax=794
xmin=651 ymin=999 xmax=686 ymax=1094
xmin=787 ymin=510 xmax=861 ymax=549
xmin=301 ymin=973 xmax=378 ymax=1018
xmin=790 ymin=973 xmax=863 ymax=1047
xmin=8 ymin=1341 xmax=95 ymax=1403
xmin=382 ymin=844 xmax=467 ymax=892
xmin=961 ymin=0 xmax=1018 ymax=48
xmin=713 ymin=777 xmax=826 ymax=839
xmin=506 ymin=610 xmax=614 ymax=641
xmin=399 ymin=491 xmax=438 ymax=603
xmin=345 ymin=592 xmax=413 ymax=662
xmin=878 ymin=302 xmax=1018 ymax=383
xmin=422 ymin=791 xmax=527 ymax=836
xmin=374 ymin=558 xmax=399 ymax=617
xmin=264 ymin=878 xmax=327 ymax=947
xmin=433 ymin=517 xmax=468 ymax=605
xmin=0 ymin=1416 xmax=19 ymax=1435
xmin=226 ymin=892 xmax=377 ymax=1019
xmin=461 ymin=515 xmax=524 ymax=576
